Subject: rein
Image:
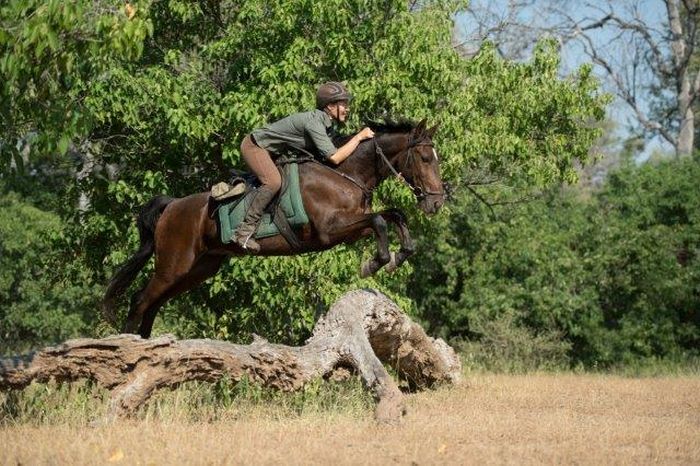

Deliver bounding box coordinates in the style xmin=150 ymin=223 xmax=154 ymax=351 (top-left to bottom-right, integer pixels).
xmin=276 ymin=135 xmax=445 ymax=204
xmin=373 ymin=139 xmax=445 ymax=201
xmin=276 ymin=150 xmax=373 ymax=201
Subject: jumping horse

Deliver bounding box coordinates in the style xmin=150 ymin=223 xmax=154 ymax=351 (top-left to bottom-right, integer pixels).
xmin=102 ymin=119 xmax=445 ymax=338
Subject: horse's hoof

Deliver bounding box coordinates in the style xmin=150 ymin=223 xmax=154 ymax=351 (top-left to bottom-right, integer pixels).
xmin=384 ymin=252 xmax=398 ymax=273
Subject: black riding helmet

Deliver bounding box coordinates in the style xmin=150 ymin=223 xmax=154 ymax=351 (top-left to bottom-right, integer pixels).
xmin=316 ymin=82 xmax=353 ymax=109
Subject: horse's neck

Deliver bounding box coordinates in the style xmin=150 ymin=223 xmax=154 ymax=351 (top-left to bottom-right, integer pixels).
xmin=336 ymin=133 xmax=407 ymax=190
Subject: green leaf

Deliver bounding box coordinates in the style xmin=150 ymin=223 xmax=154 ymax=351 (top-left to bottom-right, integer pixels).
xmin=12 ymin=150 xmax=24 ymax=174
xmin=57 ymin=136 xmax=70 ymax=155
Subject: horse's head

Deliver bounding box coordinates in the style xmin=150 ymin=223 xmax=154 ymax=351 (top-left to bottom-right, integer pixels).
xmin=397 ymin=119 xmax=445 ymax=215
xmin=344 ymin=118 xmax=446 ymax=214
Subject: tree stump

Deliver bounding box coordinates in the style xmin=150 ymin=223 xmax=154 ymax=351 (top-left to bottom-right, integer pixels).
xmin=0 ymin=289 xmax=461 ymax=424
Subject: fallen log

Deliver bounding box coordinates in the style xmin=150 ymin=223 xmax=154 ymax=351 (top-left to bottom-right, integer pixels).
xmin=0 ymin=289 xmax=461 ymax=424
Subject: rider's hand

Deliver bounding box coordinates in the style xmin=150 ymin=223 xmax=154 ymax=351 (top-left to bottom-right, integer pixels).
xmin=357 ymin=127 xmax=375 ymax=141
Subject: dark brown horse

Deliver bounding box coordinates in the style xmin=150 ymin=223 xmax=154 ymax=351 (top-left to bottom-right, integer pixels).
xmin=103 ymin=119 xmax=445 ymax=338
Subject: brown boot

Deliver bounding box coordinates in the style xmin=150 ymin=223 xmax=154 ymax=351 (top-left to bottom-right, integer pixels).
xmin=232 ymin=187 xmax=276 ymax=252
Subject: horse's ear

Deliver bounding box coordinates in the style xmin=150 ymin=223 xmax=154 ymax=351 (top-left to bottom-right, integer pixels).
xmin=414 ymin=118 xmax=427 ymax=138
xmin=426 ymin=123 xmax=440 ymax=138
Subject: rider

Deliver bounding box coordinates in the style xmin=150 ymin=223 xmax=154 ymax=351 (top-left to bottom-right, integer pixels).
xmin=232 ymin=81 xmax=376 ymax=252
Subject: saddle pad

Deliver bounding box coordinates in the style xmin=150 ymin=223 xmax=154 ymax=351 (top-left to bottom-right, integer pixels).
xmin=218 ymin=163 xmax=309 ymax=243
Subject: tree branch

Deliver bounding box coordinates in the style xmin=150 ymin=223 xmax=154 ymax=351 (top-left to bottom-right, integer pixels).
xmin=574 ymin=22 xmax=678 ymax=147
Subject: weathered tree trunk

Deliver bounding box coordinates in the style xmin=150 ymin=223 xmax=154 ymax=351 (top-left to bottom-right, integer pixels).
xmin=667 ymin=0 xmax=696 ymax=157
xmin=0 ymin=289 xmax=460 ymax=424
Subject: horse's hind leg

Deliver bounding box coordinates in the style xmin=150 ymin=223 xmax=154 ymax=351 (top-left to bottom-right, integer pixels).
xmin=122 ymin=238 xmax=199 ymax=336
xmin=123 ymin=274 xmax=178 ymax=336
xmin=136 ymin=254 xmax=226 ymax=338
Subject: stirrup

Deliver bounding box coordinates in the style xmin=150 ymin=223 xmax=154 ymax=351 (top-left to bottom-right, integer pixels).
xmin=233 ymin=232 xmax=260 ymax=253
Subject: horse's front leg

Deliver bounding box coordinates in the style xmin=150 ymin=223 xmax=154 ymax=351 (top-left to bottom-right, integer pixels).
xmin=359 ymin=213 xmax=392 ymax=278
xmin=379 ymin=209 xmax=415 ymax=273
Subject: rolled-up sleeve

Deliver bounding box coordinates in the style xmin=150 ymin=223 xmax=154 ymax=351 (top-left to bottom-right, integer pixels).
xmin=305 ymin=117 xmax=337 ymax=159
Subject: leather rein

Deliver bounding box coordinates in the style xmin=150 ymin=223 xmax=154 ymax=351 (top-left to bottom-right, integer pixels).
xmin=373 ymin=139 xmax=445 ymax=201
xmin=279 ymin=137 xmax=445 ymax=203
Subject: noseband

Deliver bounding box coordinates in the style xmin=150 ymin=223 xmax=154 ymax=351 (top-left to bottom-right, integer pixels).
xmin=374 ymin=139 xmax=445 ymax=201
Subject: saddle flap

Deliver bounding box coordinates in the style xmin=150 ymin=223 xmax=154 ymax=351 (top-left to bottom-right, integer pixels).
xmin=217 ymin=163 xmax=308 ymax=244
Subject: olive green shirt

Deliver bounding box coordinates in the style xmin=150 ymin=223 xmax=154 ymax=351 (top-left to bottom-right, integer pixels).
xmin=251 ymin=110 xmax=337 ymax=160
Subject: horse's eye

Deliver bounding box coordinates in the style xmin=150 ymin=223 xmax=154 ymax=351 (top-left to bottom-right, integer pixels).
xmin=418 ymin=147 xmax=438 ymax=163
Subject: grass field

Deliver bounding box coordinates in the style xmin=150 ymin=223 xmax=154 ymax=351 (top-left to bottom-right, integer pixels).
xmin=1 ymin=373 xmax=699 ymax=465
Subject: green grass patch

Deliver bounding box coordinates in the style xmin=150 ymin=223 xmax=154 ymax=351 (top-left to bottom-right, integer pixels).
xmin=0 ymin=376 xmax=374 ymax=426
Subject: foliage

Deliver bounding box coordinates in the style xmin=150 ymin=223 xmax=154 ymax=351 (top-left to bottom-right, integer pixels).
xmin=412 ymin=157 xmax=700 ymax=368
xmin=151 ymin=247 xmax=415 ymax=345
xmin=0 ymin=191 xmax=102 ymax=354
xmin=453 ymin=42 xmax=607 ymax=186
xmin=1 ymin=1 xmax=606 ymax=350
xmin=458 ymin=311 xmax=571 ymax=373
xmin=0 ymin=0 xmax=152 ymax=172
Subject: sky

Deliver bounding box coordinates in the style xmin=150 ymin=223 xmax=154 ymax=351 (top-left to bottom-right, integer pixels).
xmin=454 ymin=0 xmax=674 ymax=159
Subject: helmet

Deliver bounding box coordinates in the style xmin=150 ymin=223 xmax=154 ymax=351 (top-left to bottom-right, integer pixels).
xmin=316 ymin=82 xmax=353 ymax=109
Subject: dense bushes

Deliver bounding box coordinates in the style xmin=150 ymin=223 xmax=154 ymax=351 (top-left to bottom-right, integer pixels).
xmin=6 ymin=1 xmax=694 ymax=370
xmin=0 ymin=192 xmax=101 ymax=352
xmin=3 ymin=157 xmax=698 ymax=370
xmin=411 ymin=157 xmax=700 ymax=368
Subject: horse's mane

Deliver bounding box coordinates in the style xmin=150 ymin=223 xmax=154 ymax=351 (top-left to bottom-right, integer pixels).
xmin=332 ymin=118 xmax=417 ymax=147
xmin=366 ymin=118 xmax=417 ymax=133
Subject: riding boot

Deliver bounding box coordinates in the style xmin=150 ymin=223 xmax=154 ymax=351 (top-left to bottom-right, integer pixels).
xmin=232 ymin=187 xmax=276 ymax=253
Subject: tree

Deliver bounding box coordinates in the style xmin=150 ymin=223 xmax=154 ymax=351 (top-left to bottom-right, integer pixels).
xmin=0 ymin=191 xmax=100 ymax=353
xmin=0 ymin=0 xmax=607 ymax=346
xmin=409 ymin=157 xmax=700 ymax=367
xmin=0 ymin=0 xmax=152 ymax=172
xmin=459 ymin=0 xmax=700 ymax=157
xmin=455 ymin=0 xmax=544 ymax=60
xmin=565 ymin=0 xmax=700 ymax=157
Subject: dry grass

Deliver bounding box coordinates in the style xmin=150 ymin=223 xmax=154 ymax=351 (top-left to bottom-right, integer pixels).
xmin=1 ymin=373 xmax=699 ymax=465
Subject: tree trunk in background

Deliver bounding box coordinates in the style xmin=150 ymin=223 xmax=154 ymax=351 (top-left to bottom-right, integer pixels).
xmin=75 ymin=141 xmax=96 ymax=216
xmin=667 ymin=0 xmax=696 ymax=157
xmin=677 ymin=97 xmax=695 ymax=157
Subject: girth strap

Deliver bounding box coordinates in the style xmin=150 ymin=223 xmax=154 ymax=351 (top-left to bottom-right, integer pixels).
xmin=271 ymin=206 xmax=302 ymax=249
xmin=267 ymin=163 xmax=304 ymax=250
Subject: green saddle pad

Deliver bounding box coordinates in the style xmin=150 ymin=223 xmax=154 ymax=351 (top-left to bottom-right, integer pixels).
xmin=218 ymin=163 xmax=309 ymax=243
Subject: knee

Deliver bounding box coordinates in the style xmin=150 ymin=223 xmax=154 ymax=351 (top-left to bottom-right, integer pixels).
xmin=371 ymin=215 xmax=388 ymax=232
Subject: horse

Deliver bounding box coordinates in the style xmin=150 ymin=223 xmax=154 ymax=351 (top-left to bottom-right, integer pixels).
xmin=102 ymin=118 xmax=445 ymax=338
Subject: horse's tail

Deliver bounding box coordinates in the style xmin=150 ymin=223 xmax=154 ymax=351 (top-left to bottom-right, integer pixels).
xmin=101 ymin=195 xmax=175 ymax=327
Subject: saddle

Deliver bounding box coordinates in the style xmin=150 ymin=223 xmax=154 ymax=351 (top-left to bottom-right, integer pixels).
xmin=211 ymin=161 xmax=309 ymax=249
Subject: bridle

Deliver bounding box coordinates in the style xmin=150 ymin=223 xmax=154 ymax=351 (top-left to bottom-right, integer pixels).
xmin=374 ymin=139 xmax=445 ymax=201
